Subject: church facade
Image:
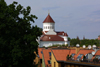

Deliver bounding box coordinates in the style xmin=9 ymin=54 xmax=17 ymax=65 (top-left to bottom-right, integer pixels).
xmin=38 ymin=14 xmax=70 ymax=47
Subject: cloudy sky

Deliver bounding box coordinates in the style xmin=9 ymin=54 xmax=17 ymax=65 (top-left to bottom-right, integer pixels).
xmin=5 ymin=0 xmax=100 ymax=39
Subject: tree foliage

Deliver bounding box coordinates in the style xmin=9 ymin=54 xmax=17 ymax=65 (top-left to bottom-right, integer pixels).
xmin=0 ymin=0 xmax=42 ymax=67
xmin=69 ymin=37 xmax=100 ymax=47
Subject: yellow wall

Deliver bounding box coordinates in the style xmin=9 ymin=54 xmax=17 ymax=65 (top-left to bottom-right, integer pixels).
xmin=51 ymin=51 xmax=61 ymax=67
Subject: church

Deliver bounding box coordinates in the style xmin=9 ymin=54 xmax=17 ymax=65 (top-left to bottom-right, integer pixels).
xmin=38 ymin=13 xmax=70 ymax=47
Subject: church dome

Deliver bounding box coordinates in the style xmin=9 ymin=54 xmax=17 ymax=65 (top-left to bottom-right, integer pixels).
xmin=43 ymin=14 xmax=55 ymax=23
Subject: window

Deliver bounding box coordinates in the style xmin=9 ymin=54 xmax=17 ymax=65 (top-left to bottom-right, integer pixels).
xmin=71 ymin=53 xmax=75 ymax=57
xmin=37 ymin=55 xmax=39 ymax=57
xmin=52 ymin=26 xmax=54 ymax=29
xmin=48 ymin=60 xmax=51 ymax=64
xmin=77 ymin=54 xmax=83 ymax=59
xmin=49 ymin=52 xmax=51 ymax=56
xmin=95 ymin=55 xmax=100 ymax=60
xmin=50 ymin=26 xmax=51 ymax=29
xmin=41 ymin=51 xmax=43 ymax=54
xmin=85 ymin=54 xmax=88 ymax=59
xmin=54 ymin=62 xmax=56 ymax=67
xmin=51 ymin=26 xmax=52 ymax=29
xmin=40 ymin=59 xmax=42 ymax=63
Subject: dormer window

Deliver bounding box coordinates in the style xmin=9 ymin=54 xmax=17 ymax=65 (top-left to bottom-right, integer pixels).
xmin=77 ymin=54 xmax=83 ymax=59
xmin=49 ymin=52 xmax=51 ymax=56
xmin=41 ymin=51 xmax=43 ymax=54
xmin=95 ymin=55 xmax=100 ymax=60
xmin=85 ymin=54 xmax=88 ymax=59
xmin=48 ymin=60 xmax=51 ymax=64
xmin=71 ymin=53 xmax=75 ymax=57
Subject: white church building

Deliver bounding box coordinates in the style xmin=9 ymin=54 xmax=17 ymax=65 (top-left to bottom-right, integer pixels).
xmin=38 ymin=14 xmax=70 ymax=47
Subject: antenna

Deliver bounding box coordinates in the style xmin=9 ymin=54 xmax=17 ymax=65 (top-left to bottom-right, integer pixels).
xmin=48 ymin=10 xmax=50 ymax=14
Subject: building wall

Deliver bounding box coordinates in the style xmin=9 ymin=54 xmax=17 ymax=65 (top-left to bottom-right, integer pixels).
xmin=43 ymin=23 xmax=55 ymax=31
xmin=51 ymin=51 xmax=60 ymax=67
xmin=42 ymin=54 xmax=45 ymax=67
xmin=88 ymin=53 xmax=93 ymax=60
xmin=39 ymin=41 xmax=66 ymax=47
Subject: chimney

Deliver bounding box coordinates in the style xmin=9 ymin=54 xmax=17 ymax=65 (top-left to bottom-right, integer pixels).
xmin=76 ymin=47 xmax=80 ymax=54
xmin=76 ymin=44 xmax=80 ymax=54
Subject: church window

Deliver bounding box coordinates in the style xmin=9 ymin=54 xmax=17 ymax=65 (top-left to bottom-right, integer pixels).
xmin=52 ymin=26 xmax=54 ymax=29
xmin=46 ymin=26 xmax=47 ymax=29
xmin=48 ymin=26 xmax=49 ymax=29
xmin=52 ymin=26 xmax=53 ymax=29
xmin=50 ymin=26 xmax=52 ymax=29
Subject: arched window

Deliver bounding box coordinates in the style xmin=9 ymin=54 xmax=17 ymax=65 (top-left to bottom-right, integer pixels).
xmin=52 ymin=26 xmax=54 ymax=29
xmin=50 ymin=26 xmax=52 ymax=29
xmin=51 ymin=26 xmax=52 ymax=29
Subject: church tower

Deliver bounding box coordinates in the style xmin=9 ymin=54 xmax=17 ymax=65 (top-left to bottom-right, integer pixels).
xmin=43 ymin=14 xmax=55 ymax=31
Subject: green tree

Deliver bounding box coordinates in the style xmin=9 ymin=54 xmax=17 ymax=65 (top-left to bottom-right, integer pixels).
xmin=70 ymin=38 xmax=80 ymax=46
xmin=0 ymin=0 xmax=42 ymax=67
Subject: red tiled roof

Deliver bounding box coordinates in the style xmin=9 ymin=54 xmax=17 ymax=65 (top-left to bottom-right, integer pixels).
xmin=74 ymin=49 xmax=94 ymax=60
xmin=69 ymin=49 xmax=76 ymax=56
xmin=40 ymin=35 xmax=64 ymax=41
xmin=43 ymin=14 xmax=55 ymax=23
xmin=38 ymin=48 xmax=45 ymax=59
xmin=42 ymin=49 xmax=51 ymax=67
xmin=38 ymin=48 xmax=43 ymax=59
xmin=52 ymin=49 xmax=70 ymax=61
xmin=56 ymin=31 xmax=68 ymax=36
xmin=95 ymin=50 xmax=100 ymax=55
xmin=91 ymin=50 xmax=100 ymax=61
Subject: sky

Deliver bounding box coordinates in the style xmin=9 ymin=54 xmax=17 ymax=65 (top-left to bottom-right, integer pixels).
xmin=5 ymin=0 xmax=100 ymax=39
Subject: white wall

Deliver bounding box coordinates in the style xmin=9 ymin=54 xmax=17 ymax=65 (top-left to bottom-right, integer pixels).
xmin=39 ymin=41 xmax=70 ymax=47
xmin=43 ymin=23 xmax=55 ymax=31
xmin=39 ymin=41 xmax=65 ymax=47
xmin=88 ymin=53 xmax=93 ymax=60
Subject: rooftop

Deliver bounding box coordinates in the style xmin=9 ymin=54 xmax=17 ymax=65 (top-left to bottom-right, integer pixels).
xmin=43 ymin=14 xmax=55 ymax=23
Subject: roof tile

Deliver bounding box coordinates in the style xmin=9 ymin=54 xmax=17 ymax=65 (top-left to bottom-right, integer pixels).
xmin=40 ymin=35 xmax=64 ymax=41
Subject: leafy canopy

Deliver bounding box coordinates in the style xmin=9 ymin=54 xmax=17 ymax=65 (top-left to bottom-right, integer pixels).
xmin=0 ymin=0 xmax=42 ymax=67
